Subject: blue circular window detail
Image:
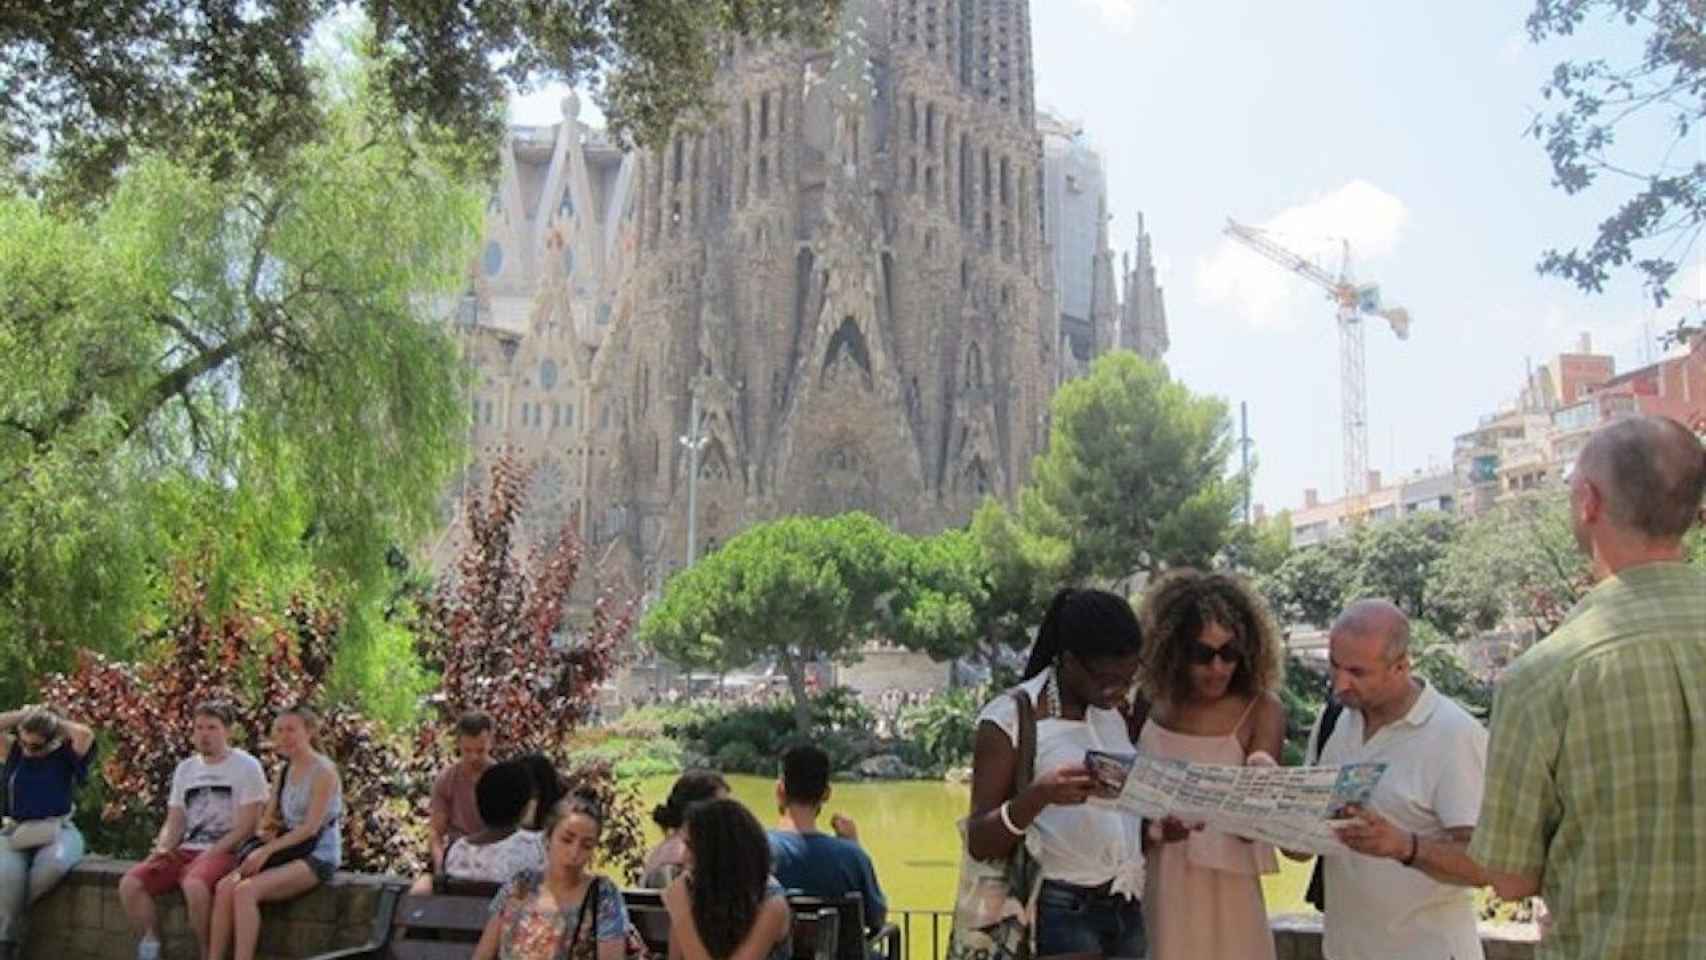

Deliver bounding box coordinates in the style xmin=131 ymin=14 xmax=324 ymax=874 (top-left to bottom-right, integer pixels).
xmin=482 ymin=241 xmax=504 ymax=276
xmin=540 ymin=359 xmax=559 ymax=390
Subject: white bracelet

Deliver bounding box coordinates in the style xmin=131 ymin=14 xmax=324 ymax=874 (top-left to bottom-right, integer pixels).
xmin=998 ymin=801 xmax=1025 ymax=837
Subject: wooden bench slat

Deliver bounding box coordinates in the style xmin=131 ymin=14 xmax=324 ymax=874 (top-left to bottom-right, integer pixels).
xmin=391 ymin=941 xmax=483 ymax=960
xmin=394 ymin=894 xmax=491 ymax=933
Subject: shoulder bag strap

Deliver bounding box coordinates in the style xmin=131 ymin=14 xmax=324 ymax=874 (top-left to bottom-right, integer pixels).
xmin=1124 ymin=695 xmax=1151 ymax=745
xmin=565 ymin=877 xmax=602 ymax=960
xmin=1010 ymin=688 xmax=1037 ymax=795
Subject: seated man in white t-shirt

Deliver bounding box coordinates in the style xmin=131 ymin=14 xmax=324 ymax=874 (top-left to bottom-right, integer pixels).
xmin=1298 ymin=600 xmax=1494 ymax=960
xmin=118 ymin=701 xmax=268 ymax=960
xmin=442 ymin=760 xmax=545 ymax=885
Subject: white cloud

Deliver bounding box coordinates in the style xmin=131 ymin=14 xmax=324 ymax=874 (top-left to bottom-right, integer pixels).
xmin=1070 ymin=0 xmax=1146 ymax=34
xmin=1194 ymin=180 xmax=1410 ymax=331
xmin=1497 ymin=30 xmax=1528 ymax=66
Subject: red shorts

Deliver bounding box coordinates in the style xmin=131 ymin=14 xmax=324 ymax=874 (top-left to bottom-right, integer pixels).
xmin=126 ymin=848 xmax=239 ymax=895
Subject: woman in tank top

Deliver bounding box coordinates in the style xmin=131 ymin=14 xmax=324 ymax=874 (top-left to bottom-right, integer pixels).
xmin=207 ymin=705 xmax=343 ymax=960
xmin=1136 ymin=569 xmax=1288 ymax=960
xmin=965 ymin=588 xmax=1151 ymax=960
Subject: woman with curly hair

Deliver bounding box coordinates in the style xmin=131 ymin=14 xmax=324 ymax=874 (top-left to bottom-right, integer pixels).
xmin=1136 ymin=569 xmax=1287 ymax=960
xmin=663 ymin=798 xmax=790 ymax=960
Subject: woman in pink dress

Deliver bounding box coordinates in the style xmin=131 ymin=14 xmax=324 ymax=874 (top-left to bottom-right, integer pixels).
xmin=1136 ymin=569 xmax=1288 ymax=960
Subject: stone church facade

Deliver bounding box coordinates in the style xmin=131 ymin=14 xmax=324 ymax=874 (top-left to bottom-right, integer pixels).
xmin=438 ymin=0 xmax=1168 ymax=599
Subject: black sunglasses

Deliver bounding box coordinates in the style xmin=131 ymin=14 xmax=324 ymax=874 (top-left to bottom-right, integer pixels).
xmin=1187 ymin=641 xmax=1244 ymax=667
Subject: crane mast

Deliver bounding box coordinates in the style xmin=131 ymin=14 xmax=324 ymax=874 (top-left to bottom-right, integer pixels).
xmin=1224 ymin=218 xmax=1410 ymax=505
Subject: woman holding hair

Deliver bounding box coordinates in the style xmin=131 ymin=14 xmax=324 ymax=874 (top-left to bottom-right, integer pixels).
xmin=514 ymin=753 xmax=567 ymax=833
xmin=476 ymin=791 xmax=629 ymax=960
xmin=965 ymin=588 xmax=1150 ymax=960
xmin=662 ymin=798 xmax=790 ymax=960
xmin=208 ymin=706 xmax=343 ymax=960
xmin=444 ymin=760 xmax=547 ymax=885
xmin=0 ymin=706 xmax=96 ymax=960
xmin=1136 ymin=569 xmax=1287 ymax=960
xmin=641 ymin=769 xmax=729 ymax=888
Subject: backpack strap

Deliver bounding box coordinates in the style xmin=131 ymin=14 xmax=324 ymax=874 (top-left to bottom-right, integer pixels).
xmin=1304 ymin=698 xmax=1347 ymax=913
xmin=1309 ymin=699 xmax=1345 ymax=765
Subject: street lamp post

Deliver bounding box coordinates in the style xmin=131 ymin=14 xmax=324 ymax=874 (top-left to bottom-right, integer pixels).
xmin=679 ymin=389 xmax=709 ymax=568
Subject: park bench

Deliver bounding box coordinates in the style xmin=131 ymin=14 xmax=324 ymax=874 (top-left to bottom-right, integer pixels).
xmin=311 ymin=884 xmax=840 ymax=960
xmin=627 ymin=888 xmax=842 ymax=960
xmin=785 ymin=893 xmax=901 ymax=960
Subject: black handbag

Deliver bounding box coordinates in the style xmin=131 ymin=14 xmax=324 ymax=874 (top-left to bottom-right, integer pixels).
xmin=236 ymin=760 xmax=327 ymax=869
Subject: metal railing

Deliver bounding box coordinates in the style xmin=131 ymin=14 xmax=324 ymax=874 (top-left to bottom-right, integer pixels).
xmin=893 ymin=909 xmax=955 ymax=960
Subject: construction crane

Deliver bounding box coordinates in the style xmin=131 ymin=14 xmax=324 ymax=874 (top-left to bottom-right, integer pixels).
xmin=1224 ymin=218 xmax=1412 ymax=503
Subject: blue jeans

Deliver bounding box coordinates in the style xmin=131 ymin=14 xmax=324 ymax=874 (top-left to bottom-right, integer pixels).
xmin=0 ymin=822 xmax=85 ymax=944
xmin=1034 ymin=878 xmax=1146 ymax=959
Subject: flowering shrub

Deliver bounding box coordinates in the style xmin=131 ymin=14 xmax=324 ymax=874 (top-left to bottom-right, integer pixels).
xmin=43 ymin=450 xmax=646 ymax=878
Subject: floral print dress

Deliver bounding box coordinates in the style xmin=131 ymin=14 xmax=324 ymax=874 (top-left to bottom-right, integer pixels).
xmin=488 ymin=870 xmax=628 ymax=960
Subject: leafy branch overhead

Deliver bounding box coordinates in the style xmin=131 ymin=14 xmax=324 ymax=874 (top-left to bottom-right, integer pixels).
xmin=1 ymin=0 xmax=841 ymax=203
xmin=1527 ymin=0 xmax=1706 ymax=304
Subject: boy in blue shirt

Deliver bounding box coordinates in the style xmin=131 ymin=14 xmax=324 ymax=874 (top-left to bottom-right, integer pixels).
xmin=767 ymin=745 xmax=887 ymax=936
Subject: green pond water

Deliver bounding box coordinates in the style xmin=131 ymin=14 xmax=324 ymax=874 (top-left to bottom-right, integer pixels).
xmin=633 ymin=774 xmax=1313 ymax=915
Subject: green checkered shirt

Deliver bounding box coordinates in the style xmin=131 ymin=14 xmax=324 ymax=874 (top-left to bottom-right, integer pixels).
xmin=1470 ymin=562 xmax=1706 ymax=960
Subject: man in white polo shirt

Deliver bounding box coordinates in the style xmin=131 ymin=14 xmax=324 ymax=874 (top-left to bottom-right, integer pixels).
xmin=1308 ymin=599 xmax=1492 ymax=960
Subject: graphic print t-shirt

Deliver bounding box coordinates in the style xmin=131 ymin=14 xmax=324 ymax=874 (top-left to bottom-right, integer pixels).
xmin=169 ymin=749 xmax=269 ymax=850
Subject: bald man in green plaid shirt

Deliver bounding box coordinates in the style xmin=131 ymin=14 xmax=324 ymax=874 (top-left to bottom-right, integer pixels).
xmin=1470 ymin=415 xmax=1706 ymax=960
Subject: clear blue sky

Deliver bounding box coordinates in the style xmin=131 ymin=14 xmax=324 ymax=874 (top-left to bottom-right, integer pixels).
xmin=513 ymin=1 xmax=1703 ymax=514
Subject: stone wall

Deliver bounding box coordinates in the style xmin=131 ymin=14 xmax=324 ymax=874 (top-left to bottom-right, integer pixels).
xmin=1269 ymin=914 xmax=1537 ymax=960
xmin=21 ymin=861 xmax=1540 ymax=960
xmin=20 ymin=859 xmax=397 ymax=960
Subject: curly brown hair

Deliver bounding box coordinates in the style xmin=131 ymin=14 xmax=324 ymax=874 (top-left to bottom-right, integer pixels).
xmin=1138 ymin=568 xmax=1283 ymax=707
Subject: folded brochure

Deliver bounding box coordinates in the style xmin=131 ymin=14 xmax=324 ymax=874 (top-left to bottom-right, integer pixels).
xmin=1085 ymin=749 xmax=1388 ymax=855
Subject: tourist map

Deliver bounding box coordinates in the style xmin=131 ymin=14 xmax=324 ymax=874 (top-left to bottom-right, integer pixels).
xmin=1085 ymin=749 xmax=1388 ymax=854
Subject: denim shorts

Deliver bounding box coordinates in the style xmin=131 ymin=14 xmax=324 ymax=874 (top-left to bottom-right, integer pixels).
xmin=304 ymin=857 xmax=337 ymax=884
xmin=1033 ymin=878 xmax=1146 ymax=959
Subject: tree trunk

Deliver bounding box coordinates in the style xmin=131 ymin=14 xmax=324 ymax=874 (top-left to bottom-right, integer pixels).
xmin=779 ymin=647 xmax=812 ymax=735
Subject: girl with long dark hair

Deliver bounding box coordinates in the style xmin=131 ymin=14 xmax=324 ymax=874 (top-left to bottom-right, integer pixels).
xmin=964 ymin=587 xmax=1149 ymax=960
xmin=663 ymin=798 xmax=790 ymax=960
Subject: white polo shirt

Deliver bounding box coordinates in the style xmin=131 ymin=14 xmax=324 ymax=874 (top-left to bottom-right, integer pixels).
xmin=1310 ymin=682 xmax=1488 ymax=960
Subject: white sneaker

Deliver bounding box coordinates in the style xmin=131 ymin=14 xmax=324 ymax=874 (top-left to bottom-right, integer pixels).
xmin=137 ymin=938 xmax=161 ymax=960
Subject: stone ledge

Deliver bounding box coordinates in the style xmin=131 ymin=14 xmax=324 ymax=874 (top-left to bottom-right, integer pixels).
xmin=21 ymin=857 xmax=407 ymax=960
xmin=1269 ymin=912 xmax=1539 ymax=960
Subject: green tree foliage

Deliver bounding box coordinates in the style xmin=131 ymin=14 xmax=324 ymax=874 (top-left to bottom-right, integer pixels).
xmin=1525 ymin=0 xmax=1706 ymax=304
xmin=0 ymin=73 xmax=475 ymax=702
xmin=1220 ymin=510 xmax=1294 ymax=576
xmin=885 ymin=500 xmax=1071 ymax=667
xmin=899 ymin=686 xmax=986 ymax=772
xmin=1348 ymin=512 xmax=1461 ymax=628
xmin=2 ymin=1 xmax=840 ymax=204
xmin=1028 ymin=352 xmax=1241 ymax=581
xmin=1261 ymin=513 xmax=1467 ymax=633
xmin=1259 ymin=539 xmax=1358 ymax=629
xmin=638 ymin=513 xmax=900 ymax=733
xmin=1428 ymin=494 xmax=1593 ymax=637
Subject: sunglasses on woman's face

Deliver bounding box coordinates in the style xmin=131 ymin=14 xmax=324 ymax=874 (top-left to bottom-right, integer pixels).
xmin=1187 ymin=641 xmax=1244 ymax=667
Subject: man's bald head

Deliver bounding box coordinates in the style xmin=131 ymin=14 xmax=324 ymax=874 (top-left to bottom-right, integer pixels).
xmin=1332 ymin=598 xmax=1411 ymax=661
xmin=1575 ymin=415 xmax=1706 ymax=542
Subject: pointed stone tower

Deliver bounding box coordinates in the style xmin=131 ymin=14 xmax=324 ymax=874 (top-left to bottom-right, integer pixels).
xmin=592 ymin=0 xmax=1056 ymax=579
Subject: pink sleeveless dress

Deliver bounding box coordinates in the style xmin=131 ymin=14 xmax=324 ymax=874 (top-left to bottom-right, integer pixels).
xmin=1139 ymin=702 xmax=1279 ymax=960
